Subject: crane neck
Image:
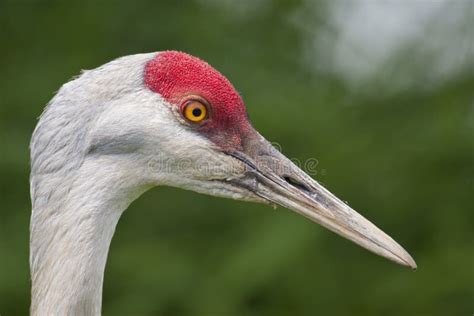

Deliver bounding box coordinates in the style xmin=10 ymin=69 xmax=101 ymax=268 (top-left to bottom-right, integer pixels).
xmin=30 ymin=156 xmax=149 ymax=315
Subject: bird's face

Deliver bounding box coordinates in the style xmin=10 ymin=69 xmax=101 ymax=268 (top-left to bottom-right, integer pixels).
xmin=95 ymin=51 xmax=415 ymax=268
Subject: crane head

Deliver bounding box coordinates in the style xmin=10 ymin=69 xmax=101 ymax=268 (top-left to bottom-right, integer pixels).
xmin=82 ymin=51 xmax=416 ymax=269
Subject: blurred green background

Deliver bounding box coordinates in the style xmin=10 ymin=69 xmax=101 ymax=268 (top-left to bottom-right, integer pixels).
xmin=1 ymin=0 xmax=473 ymax=315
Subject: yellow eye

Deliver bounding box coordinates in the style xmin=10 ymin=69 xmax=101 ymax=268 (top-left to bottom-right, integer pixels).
xmin=183 ymin=100 xmax=207 ymax=122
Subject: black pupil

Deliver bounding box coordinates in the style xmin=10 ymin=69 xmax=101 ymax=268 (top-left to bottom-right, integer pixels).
xmin=192 ymin=108 xmax=202 ymax=117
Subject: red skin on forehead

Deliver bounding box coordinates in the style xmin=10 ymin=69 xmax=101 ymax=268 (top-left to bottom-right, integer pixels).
xmin=144 ymin=51 xmax=251 ymax=151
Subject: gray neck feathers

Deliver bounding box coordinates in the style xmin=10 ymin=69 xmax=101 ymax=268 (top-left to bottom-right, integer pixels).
xmin=29 ymin=53 xmax=154 ymax=315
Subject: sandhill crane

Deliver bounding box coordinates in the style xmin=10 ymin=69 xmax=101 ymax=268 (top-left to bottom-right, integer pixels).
xmin=30 ymin=51 xmax=416 ymax=315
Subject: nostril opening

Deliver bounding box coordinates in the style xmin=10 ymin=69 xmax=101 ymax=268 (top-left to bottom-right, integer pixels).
xmin=283 ymin=176 xmax=311 ymax=193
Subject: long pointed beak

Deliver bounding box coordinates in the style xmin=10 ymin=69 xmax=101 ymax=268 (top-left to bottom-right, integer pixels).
xmin=228 ymin=132 xmax=417 ymax=269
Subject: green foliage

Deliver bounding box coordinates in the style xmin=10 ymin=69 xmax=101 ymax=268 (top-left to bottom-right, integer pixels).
xmin=1 ymin=1 xmax=472 ymax=315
